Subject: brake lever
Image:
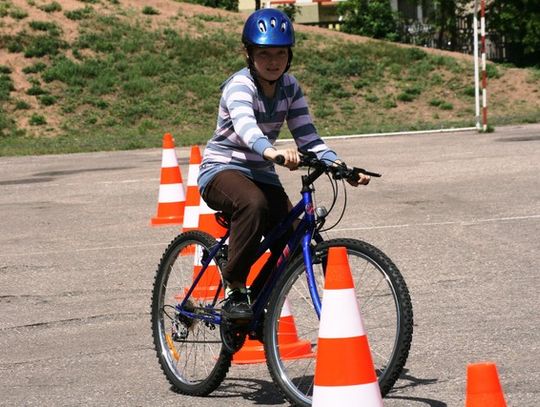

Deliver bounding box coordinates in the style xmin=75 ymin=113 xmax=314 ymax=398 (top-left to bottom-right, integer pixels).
xmin=353 ymin=167 xmax=382 ymax=178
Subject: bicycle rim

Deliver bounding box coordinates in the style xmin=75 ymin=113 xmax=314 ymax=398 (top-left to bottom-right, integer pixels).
xmin=151 ymin=231 xmax=231 ymax=396
xmin=264 ymin=238 xmax=413 ymax=406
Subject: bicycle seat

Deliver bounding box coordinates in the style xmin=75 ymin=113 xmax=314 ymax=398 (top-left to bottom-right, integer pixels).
xmin=215 ymin=212 xmax=231 ymax=229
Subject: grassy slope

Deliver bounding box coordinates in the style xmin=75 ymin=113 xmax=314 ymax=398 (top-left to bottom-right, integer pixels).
xmin=0 ymin=0 xmax=539 ymax=156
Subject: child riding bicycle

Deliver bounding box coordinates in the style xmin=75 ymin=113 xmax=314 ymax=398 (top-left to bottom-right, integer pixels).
xmin=197 ymin=8 xmax=370 ymax=323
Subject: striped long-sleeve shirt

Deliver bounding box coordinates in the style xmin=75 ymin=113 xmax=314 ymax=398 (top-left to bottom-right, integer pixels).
xmin=198 ymin=68 xmax=338 ymax=193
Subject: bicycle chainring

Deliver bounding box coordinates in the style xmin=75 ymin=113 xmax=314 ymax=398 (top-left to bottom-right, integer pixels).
xmin=220 ymin=319 xmax=248 ymax=354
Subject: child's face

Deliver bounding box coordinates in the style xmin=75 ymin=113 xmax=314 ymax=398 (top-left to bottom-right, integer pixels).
xmin=251 ymin=47 xmax=289 ymax=83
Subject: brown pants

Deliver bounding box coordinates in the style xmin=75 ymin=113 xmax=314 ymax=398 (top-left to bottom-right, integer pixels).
xmin=202 ymin=170 xmax=290 ymax=286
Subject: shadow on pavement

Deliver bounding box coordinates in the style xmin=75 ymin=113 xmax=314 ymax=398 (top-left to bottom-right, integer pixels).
xmin=386 ymin=368 xmax=448 ymax=406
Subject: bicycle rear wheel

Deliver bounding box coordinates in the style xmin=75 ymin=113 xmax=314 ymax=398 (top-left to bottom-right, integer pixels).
xmin=264 ymin=238 xmax=413 ymax=406
xmin=151 ymin=230 xmax=231 ymax=396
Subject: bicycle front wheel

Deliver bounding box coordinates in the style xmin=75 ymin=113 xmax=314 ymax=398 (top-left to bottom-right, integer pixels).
xmin=151 ymin=230 xmax=231 ymax=396
xmin=264 ymin=238 xmax=413 ymax=406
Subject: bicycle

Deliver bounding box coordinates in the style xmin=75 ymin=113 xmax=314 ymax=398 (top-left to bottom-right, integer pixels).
xmin=151 ymin=150 xmax=413 ymax=406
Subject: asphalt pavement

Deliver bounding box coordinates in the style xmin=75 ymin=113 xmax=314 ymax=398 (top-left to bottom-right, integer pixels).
xmin=1 ymin=124 xmax=539 ymax=406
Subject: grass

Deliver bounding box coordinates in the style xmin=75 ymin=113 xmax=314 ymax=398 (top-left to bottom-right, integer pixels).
xmin=0 ymin=3 xmax=539 ymax=155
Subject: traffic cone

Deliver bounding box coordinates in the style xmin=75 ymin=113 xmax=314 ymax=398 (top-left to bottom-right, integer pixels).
xmin=176 ymin=244 xmax=224 ymax=301
xmin=312 ymin=247 xmax=383 ymax=406
xmin=233 ymin=251 xmax=315 ymax=364
xmin=466 ymin=362 xmax=507 ymax=407
xmin=151 ymin=133 xmax=185 ymax=226
xmin=182 ymin=145 xmax=226 ymax=238
xmin=232 ymin=295 xmax=314 ymax=364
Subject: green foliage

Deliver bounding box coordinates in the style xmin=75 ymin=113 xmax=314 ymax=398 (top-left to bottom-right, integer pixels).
xmin=463 ymin=86 xmax=475 ymax=97
xmin=485 ymin=63 xmax=501 ymax=79
xmin=38 ymin=1 xmax=62 ymax=13
xmin=64 ymin=6 xmax=93 ymax=20
xmin=424 ymin=0 xmax=461 ymax=50
xmin=15 ymin=100 xmax=31 ymax=110
xmin=29 ymin=21 xmax=62 ymax=36
xmin=278 ymin=3 xmax=302 ymax=22
xmin=24 ymin=35 xmax=68 ymax=57
xmin=490 ymin=0 xmax=540 ymax=66
xmin=142 ymin=6 xmax=159 ymax=15
xmin=39 ymin=94 xmax=57 ymax=106
xmin=439 ymin=101 xmax=453 ymax=110
xmin=22 ymin=62 xmax=48 ymax=74
xmin=397 ymin=86 xmax=422 ymax=102
xmin=29 ymin=113 xmax=47 ymax=125
xmin=10 ymin=7 xmax=28 ymax=19
xmin=0 ymin=72 xmax=14 ymax=101
xmin=0 ymin=108 xmax=18 ymax=137
xmin=338 ymin=0 xmax=400 ymax=41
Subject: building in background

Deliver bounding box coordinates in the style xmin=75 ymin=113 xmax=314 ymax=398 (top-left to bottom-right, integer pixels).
xmin=238 ymin=0 xmax=428 ymax=28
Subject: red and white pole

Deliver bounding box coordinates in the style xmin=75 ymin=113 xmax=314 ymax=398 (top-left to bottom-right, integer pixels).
xmin=480 ymin=0 xmax=488 ymax=131
xmin=473 ymin=0 xmax=480 ymax=130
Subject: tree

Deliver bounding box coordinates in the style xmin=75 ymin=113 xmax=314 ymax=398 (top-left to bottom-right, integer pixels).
xmin=338 ymin=0 xmax=400 ymax=41
xmin=489 ymin=0 xmax=540 ymax=66
xmin=427 ymin=0 xmax=462 ymax=50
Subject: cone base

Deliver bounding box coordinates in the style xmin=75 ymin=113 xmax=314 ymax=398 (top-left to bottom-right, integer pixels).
xmin=232 ymin=338 xmax=314 ymax=365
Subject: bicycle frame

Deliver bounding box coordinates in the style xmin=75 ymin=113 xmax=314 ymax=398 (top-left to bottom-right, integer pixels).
xmin=177 ymin=171 xmax=327 ymax=331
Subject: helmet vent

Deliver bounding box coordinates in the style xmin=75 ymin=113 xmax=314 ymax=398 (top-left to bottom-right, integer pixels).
xmin=280 ymin=21 xmax=287 ymax=32
xmin=258 ymin=21 xmax=266 ymax=33
xmin=270 ymin=17 xmax=277 ymax=28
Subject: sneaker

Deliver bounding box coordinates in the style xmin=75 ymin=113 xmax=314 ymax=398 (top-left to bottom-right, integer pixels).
xmin=222 ymin=288 xmax=253 ymax=322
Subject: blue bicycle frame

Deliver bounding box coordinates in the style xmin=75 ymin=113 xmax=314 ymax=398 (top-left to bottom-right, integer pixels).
xmin=177 ymin=175 xmax=326 ymax=330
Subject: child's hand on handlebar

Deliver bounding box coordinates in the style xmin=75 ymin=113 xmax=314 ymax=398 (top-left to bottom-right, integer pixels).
xmin=348 ymin=173 xmax=370 ymax=187
xmin=334 ymin=160 xmax=370 ymax=187
xmin=263 ymin=148 xmax=300 ymax=170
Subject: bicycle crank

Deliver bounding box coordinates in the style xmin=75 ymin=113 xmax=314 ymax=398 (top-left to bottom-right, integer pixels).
xmin=220 ymin=319 xmax=248 ymax=354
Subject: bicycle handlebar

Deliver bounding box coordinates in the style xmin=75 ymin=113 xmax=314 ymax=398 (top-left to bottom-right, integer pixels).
xmin=273 ymin=151 xmax=381 ymax=183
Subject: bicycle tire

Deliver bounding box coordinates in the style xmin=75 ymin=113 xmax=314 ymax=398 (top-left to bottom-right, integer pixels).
xmin=264 ymin=238 xmax=413 ymax=406
xmin=151 ymin=230 xmax=232 ymax=396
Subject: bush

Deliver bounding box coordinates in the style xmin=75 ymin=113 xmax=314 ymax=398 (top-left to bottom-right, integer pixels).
xmin=39 ymin=94 xmax=57 ymax=106
xmin=142 ymin=6 xmax=159 ymax=15
xmin=65 ymin=7 xmax=93 ymax=20
xmin=22 ymin=62 xmax=48 ymax=74
xmin=29 ymin=114 xmax=47 ymax=125
xmin=10 ymin=8 xmax=28 ymax=19
xmin=24 ymin=35 xmax=68 ymax=58
xmin=339 ymin=0 xmax=400 ymax=41
xmin=439 ymin=101 xmax=453 ymax=110
xmin=15 ymin=100 xmax=31 ymax=110
xmin=29 ymin=21 xmax=61 ymax=36
xmin=26 ymin=84 xmax=46 ymax=96
xmin=39 ymin=2 xmax=62 ymax=13
xmin=397 ymin=92 xmax=414 ymax=102
xmin=0 ymin=74 xmax=14 ymax=101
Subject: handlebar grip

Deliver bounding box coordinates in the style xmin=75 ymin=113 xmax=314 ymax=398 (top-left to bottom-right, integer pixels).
xmin=274 ymin=155 xmax=285 ymax=166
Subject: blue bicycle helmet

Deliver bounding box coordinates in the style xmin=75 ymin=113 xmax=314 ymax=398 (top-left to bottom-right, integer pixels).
xmin=242 ymin=8 xmax=295 ymax=48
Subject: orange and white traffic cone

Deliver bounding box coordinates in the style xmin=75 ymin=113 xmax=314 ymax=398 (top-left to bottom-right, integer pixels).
xmin=179 ymin=145 xmax=227 ymax=299
xmin=312 ymin=247 xmax=383 ymax=406
xmin=232 ymin=294 xmax=314 ymax=364
xmin=233 ymin=251 xmax=314 ymax=364
xmin=151 ymin=133 xmax=185 ymax=226
xmin=466 ymin=362 xmax=507 ymax=407
xmin=176 ymin=245 xmax=224 ymax=302
xmin=182 ymin=145 xmax=226 ymax=238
